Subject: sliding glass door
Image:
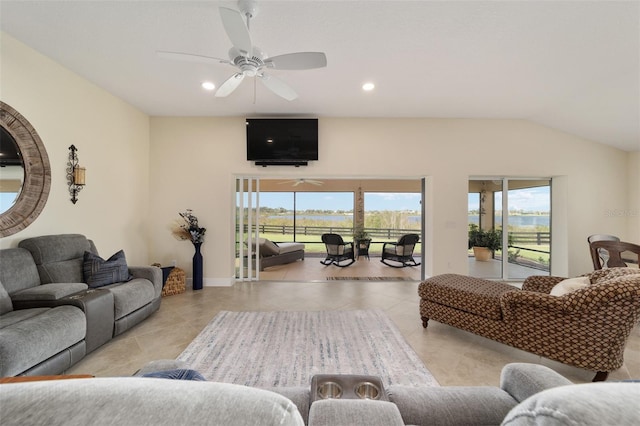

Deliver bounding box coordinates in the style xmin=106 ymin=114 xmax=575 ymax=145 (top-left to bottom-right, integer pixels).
xmin=235 ymin=177 xmax=260 ymax=281
xmin=469 ymin=178 xmax=551 ymax=280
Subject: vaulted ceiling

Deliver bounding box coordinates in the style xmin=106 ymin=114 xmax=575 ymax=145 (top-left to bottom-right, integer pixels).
xmin=1 ymin=1 xmax=638 ymax=151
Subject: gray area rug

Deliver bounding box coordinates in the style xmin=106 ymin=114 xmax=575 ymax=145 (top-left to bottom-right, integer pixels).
xmin=325 ymin=276 xmax=416 ymax=281
xmin=177 ymin=310 xmax=438 ymax=388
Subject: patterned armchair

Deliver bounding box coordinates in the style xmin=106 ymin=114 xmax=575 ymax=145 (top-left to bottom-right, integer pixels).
xmin=419 ymin=268 xmax=640 ymax=381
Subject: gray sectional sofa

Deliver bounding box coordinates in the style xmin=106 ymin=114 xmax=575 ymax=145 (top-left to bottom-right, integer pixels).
xmin=0 ymin=234 xmax=162 ymax=377
xmin=1 ymin=362 xmax=638 ymax=425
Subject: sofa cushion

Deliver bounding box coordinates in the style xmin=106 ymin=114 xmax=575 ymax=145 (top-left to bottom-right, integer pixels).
xmin=0 ymin=307 xmax=50 ymax=329
xmin=0 ymin=305 xmax=86 ymax=377
xmin=256 ymin=238 xmax=281 ymax=256
xmin=103 ymin=278 xmax=155 ymax=320
xmin=388 ymin=385 xmax=516 ymax=426
xmin=19 ymin=234 xmax=92 ymax=284
xmin=276 ymin=242 xmax=305 ymax=255
xmin=10 ymin=282 xmax=88 ymax=302
xmin=309 ymin=400 xmax=404 ymax=426
xmin=0 ymin=378 xmax=305 ymax=426
xmin=549 ymin=277 xmax=590 ymax=296
xmin=0 ymin=281 xmax=13 ymax=315
xmin=419 ymin=274 xmax=518 ymax=320
xmin=0 ymin=248 xmax=42 ymax=294
xmin=83 ymin=250 xmax=132 ymax=288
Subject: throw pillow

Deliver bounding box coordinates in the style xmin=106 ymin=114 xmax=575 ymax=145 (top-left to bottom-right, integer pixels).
xmin=550 ymin=276 xmax=590 ymax=296
xmin=142 ymin=369 xmax=206 ymax=381
xmin=83 ymin=250 xmax=132 ymax=288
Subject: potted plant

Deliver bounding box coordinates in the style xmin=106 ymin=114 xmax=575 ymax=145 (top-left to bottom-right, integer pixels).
xmin=353 ymin=225 xmax=370 ymax=243
xmin=468 ymin=224 xmax=502 ymax=261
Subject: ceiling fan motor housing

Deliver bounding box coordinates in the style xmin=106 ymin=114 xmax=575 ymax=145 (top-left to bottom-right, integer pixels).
xmin=229 ymin=47 xmax=264 ymax=76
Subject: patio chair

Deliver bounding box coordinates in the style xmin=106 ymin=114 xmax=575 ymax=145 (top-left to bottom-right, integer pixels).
xmin=381 ymin=233 xmax=421 ymax=268
xmin=320 ymin=233 xmax=355 ymax=267
xmin=589 ymin=240 xmax=640 ymax=270
xmin=587 ymin=234 xmax=620 ymax=269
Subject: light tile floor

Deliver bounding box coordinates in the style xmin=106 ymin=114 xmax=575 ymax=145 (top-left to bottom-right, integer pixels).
xmin=67 ymin=259 xmax=640 ymax=386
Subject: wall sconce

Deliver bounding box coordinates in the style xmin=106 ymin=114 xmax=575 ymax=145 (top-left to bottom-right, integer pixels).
xmin=67 ymin=144 xmax=86 ymax=204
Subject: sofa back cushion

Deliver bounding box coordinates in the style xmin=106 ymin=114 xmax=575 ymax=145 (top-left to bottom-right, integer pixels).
xmin=0 ymin=281 xmax=13 ymax=314
xmin=19 ymin=234 xmax=93 ymax=284
xmin=502 ymin=382 xmax=640 ymax=426
xmin=0 ymin=248 xmax=42 ymax=294
xmin=588 ymin=267 xmax=640 ymax=284
xmin=0 ymin=378 xmax=305 ymax=426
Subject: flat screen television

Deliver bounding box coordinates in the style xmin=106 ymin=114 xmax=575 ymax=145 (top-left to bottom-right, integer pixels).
xmin=246 ymin=118 xmax=318 ymax=166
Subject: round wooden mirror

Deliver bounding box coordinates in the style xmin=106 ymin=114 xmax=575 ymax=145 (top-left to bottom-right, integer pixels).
xmin=0 ymin=101 xmax=51 ymax=237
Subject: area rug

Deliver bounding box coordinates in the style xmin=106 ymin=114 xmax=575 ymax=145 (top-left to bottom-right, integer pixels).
xmin=325 ymin=276 xmax=416 ymax=281
xmin=177 ymin=310 xmax=438 ymax=388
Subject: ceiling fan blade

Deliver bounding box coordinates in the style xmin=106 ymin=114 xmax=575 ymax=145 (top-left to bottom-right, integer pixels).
xmin=264 ymin=52 xmax=327 ymax=70
xmin=258 ymin=73 xmax=298 ymax=101
xmin=215 ymin=73 xmax=245 ymax=97
xmin=219 ymin=7 xmax=252 ymax=57
xmin=157 ymin=51 xmax=230 ymax=65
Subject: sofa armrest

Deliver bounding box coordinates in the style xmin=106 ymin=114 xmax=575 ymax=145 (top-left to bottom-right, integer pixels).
xmin=129 ymin=266 xmax=162 ymax=298
xmin=387 ymin=385 xmax=517 ymax=425
xmin=11 ymin=283 xmax=88 ymax=307
xmin=505 ymin=277 xmax=640 ymax=319
xmin=500 ymin=363 xmax=573 ymax=403
xmin=522 ymin=276 xmax=565 ymax=294
xmin=502 ymin=383 xmax=640 ymax=426
xmin=500 ymin=290 xmax=568 ymax=320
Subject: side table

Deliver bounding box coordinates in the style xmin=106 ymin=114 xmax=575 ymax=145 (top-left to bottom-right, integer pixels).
xmin=355 ymin=239 xmax=371 ymax=260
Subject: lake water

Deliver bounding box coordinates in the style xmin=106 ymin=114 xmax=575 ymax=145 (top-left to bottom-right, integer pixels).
xmin=269 ymin=214 xmax=550 ymax=228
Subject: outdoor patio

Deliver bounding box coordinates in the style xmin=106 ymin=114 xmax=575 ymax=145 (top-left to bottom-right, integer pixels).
xmin=252 ymin=252 xmax=548 ymax=283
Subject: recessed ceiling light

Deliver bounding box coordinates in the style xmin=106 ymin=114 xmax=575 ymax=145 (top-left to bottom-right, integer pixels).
xmin=362 ymin=82 xmax=375 ymax=91
xmin=202 ymin=81 xmax=216 ymax=91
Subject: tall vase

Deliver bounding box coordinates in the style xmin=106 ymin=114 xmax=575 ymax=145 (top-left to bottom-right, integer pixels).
xmin=192 ymin=242 xmax=203 ymax=290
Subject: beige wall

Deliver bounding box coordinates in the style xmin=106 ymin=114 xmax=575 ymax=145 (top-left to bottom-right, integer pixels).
xmin=0 ymin=34 xmax=151 ymax=265
xmin=2 ymin=32 xmax=634 ymax=284
xmin=148 ymin=117 xmax=630 ymax=283
xmin=628 ymin=152 xmax=640 ymax=242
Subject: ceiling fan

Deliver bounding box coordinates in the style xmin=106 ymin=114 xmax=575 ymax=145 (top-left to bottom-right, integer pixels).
xmin=278 ymin=178 xmax=324 ymax=187
xmin=157 ymin=0 xmax=327 ymax=101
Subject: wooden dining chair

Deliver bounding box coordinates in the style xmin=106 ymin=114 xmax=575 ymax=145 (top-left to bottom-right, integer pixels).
xmin=589 ymin=240 xmax=640 ymax=270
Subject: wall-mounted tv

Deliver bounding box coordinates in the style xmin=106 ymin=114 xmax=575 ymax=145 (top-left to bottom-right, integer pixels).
xmin=246 ymin=118 xmax=318 ymax=166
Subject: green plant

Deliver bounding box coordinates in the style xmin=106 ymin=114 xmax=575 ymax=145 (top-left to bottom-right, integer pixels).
xmin=353 ymin=225 xmax=370 ymax=240
xmin=468 ymin=224 xmax=502 ymax=251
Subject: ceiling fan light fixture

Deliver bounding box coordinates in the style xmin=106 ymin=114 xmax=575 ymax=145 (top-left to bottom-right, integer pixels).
xmin=362 ymin=82 xmax=375 ymax=91
xmin=201 ymin=81 xmax=216 ymax=91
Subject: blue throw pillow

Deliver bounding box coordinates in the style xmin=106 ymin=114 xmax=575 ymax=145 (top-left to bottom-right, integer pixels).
xmin=83 ymin=250 xmax=132 ymax=288
xmin=142 ymin=369 xmax=206 ymax=381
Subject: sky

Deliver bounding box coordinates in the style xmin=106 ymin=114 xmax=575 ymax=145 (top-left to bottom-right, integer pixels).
xmin=257 ymin=185 xmax=550 ymax=213
xmin=259 ymin=192 xmax=422 ymax=211
xmin=469 ymin=186 xmax=551 ymax=212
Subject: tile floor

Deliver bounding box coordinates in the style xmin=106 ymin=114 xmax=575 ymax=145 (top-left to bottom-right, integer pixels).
xmin=67 ymin=258 xmax=640 ymax=387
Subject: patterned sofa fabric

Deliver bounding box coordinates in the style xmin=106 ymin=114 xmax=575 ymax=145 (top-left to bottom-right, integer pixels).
xmin=419 ymin=269 xmax=640 ymax=378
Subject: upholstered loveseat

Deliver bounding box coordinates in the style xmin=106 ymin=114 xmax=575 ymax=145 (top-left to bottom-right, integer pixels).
xmin=249 ymin=238 xmax=305 ymax=271
xmin=2 ymin=362 xmax=638 ymax=425
xmin=419 ymin=268 xmax=640 ymax=381
xmin=0 ymin=234 xmax=162 ymax=377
